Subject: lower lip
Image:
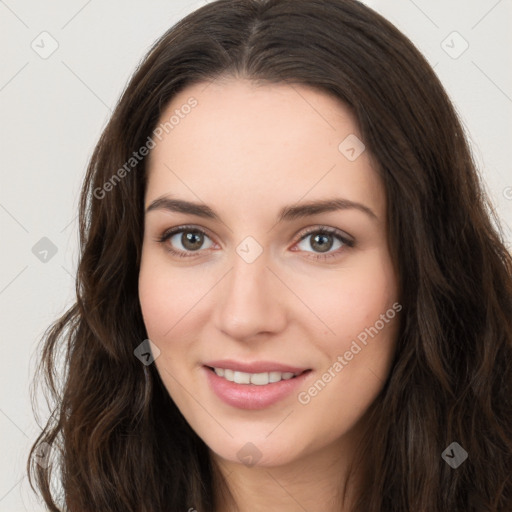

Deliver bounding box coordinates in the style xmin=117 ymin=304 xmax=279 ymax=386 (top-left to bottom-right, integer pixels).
xmin=203 ymin=366 xmax=312 ymax=410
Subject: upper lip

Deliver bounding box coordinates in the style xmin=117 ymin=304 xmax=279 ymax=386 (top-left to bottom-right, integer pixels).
xmin=204 ymin=359 xmax=310 ymax=374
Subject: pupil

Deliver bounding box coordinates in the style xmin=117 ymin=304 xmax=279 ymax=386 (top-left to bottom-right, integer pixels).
xmin=312 ymin=233 xmax=332 ymax=253
xmin=183 ymin=231 xmax=203 ymax=250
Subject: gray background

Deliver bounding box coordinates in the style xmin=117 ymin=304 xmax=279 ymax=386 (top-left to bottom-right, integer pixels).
xmin=1 ymin=0 xmax=511 ymax=510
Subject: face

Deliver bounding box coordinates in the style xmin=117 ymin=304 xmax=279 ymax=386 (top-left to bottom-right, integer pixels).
xmin=138 ymin=77 xmax=400 ymax=468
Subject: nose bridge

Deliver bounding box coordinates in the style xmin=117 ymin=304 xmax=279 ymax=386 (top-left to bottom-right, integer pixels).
xmin=214 ymin=248 xmax=285 ymax=339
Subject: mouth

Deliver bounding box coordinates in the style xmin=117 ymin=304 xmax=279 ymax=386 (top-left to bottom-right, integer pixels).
xmin=205 ymin=366 xmax=311 ymax=385
xmin=203 ymin=364 xmax=313 ymax=410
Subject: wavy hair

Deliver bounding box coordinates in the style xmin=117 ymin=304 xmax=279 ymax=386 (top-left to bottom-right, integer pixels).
xmin=27 ymin=0 xmax=512 ymax=510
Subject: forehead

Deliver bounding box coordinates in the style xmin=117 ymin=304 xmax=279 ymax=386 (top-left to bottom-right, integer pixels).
xmin=145 ymin=78 xmax=385 ymax=219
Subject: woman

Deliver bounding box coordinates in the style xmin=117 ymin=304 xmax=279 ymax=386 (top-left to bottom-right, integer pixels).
xmin=27 ymin=0 xmax=512 ymax=510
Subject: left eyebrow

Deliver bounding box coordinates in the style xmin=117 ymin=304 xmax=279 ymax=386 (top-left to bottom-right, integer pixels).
xmin=145 ymin=196 xmax=378 ymax=222
xmin=278 ymin=198 xmax=377 ymax=222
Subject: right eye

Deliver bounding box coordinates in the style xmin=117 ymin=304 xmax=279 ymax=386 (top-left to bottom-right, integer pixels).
xmin=157 ymin=225 xmax=215 ymax=258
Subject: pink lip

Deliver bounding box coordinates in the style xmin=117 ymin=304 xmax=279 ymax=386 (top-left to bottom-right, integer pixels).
xmin=204 ymin=359 xmax=309 ymax=374
xmin=203 ymin=365 xmax=312 ymax=410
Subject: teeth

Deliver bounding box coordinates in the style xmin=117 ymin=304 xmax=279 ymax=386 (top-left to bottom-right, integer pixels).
xmin=213 ymin=367 xmax=299 ymax=385
xmin=250 ymin=372 xmax=269 ymax=385
xmin=234 ymin=371 xmax=250 ymax=384
xmin=269 ymin=371 xmax=281 ymax=383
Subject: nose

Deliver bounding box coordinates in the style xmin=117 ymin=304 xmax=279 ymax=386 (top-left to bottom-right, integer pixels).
xmin=213 ymin=251 xmax=287 ymax=342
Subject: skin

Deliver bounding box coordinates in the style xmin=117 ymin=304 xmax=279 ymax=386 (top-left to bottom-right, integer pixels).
xmin=138 ymin=77 xmax=400 ymax=512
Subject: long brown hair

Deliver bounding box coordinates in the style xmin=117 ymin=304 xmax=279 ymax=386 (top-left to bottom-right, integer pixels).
xmin=27 ymin=0 xmax=512 ymax=510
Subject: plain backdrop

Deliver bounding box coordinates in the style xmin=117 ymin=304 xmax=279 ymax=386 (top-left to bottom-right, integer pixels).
xmin=1 ymin=0 xmax=511 ymax=510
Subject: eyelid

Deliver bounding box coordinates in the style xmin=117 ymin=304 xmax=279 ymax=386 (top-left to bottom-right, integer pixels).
xmin=295 ymin=225 xmax=354 ymax=245
xmin=158 ymin=224 xmax=215 ymax=244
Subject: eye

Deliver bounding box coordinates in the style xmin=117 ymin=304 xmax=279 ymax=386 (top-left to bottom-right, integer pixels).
xmin=293 ymin=227 xmax=354 ymax=261
xmin=157 ymin=225 xmax=213 ymax=258
xmin=156 ymin=225 xmax=354 ymax=261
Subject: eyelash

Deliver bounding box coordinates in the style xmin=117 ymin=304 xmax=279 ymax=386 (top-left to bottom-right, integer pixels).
xmin=155 ymin=224 xmax=355 ymax=261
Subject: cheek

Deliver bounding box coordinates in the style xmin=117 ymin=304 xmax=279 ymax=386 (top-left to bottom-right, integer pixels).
xmin=296 ymin=249 xmax=399 ymax=414
xmin=138 ymin=265 xmax=170 ymax=339
xmin=138 ymin=255 xmax=214 ymax=403
xmin=138 ymin=255 xmax=203 ymax=340
xmin=138 ymin=259 xmax=201 ymax=406
xmin=298 ymin=249 xmax=398 ymax=343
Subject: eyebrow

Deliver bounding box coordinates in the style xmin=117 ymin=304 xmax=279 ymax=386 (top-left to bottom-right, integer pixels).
xmin=145 ymin=196 xmax=377 ymax=222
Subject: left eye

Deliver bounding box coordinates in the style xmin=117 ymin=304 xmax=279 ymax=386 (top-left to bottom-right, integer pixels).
xmin=295 ymin=229 xmax=349 ymax=255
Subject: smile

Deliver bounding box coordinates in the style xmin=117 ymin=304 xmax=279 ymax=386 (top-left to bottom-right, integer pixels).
xmin=203 ymin=365 xmax=312 ymax=410
xmin=209 ymin=367 xmax=303 ymax=385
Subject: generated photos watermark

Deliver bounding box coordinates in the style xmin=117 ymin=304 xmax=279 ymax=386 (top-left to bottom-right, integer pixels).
xmin=93 ymin=97 xmax=198 ymax=200
xmin=297 ymin=301 xmax=402 ymax=405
